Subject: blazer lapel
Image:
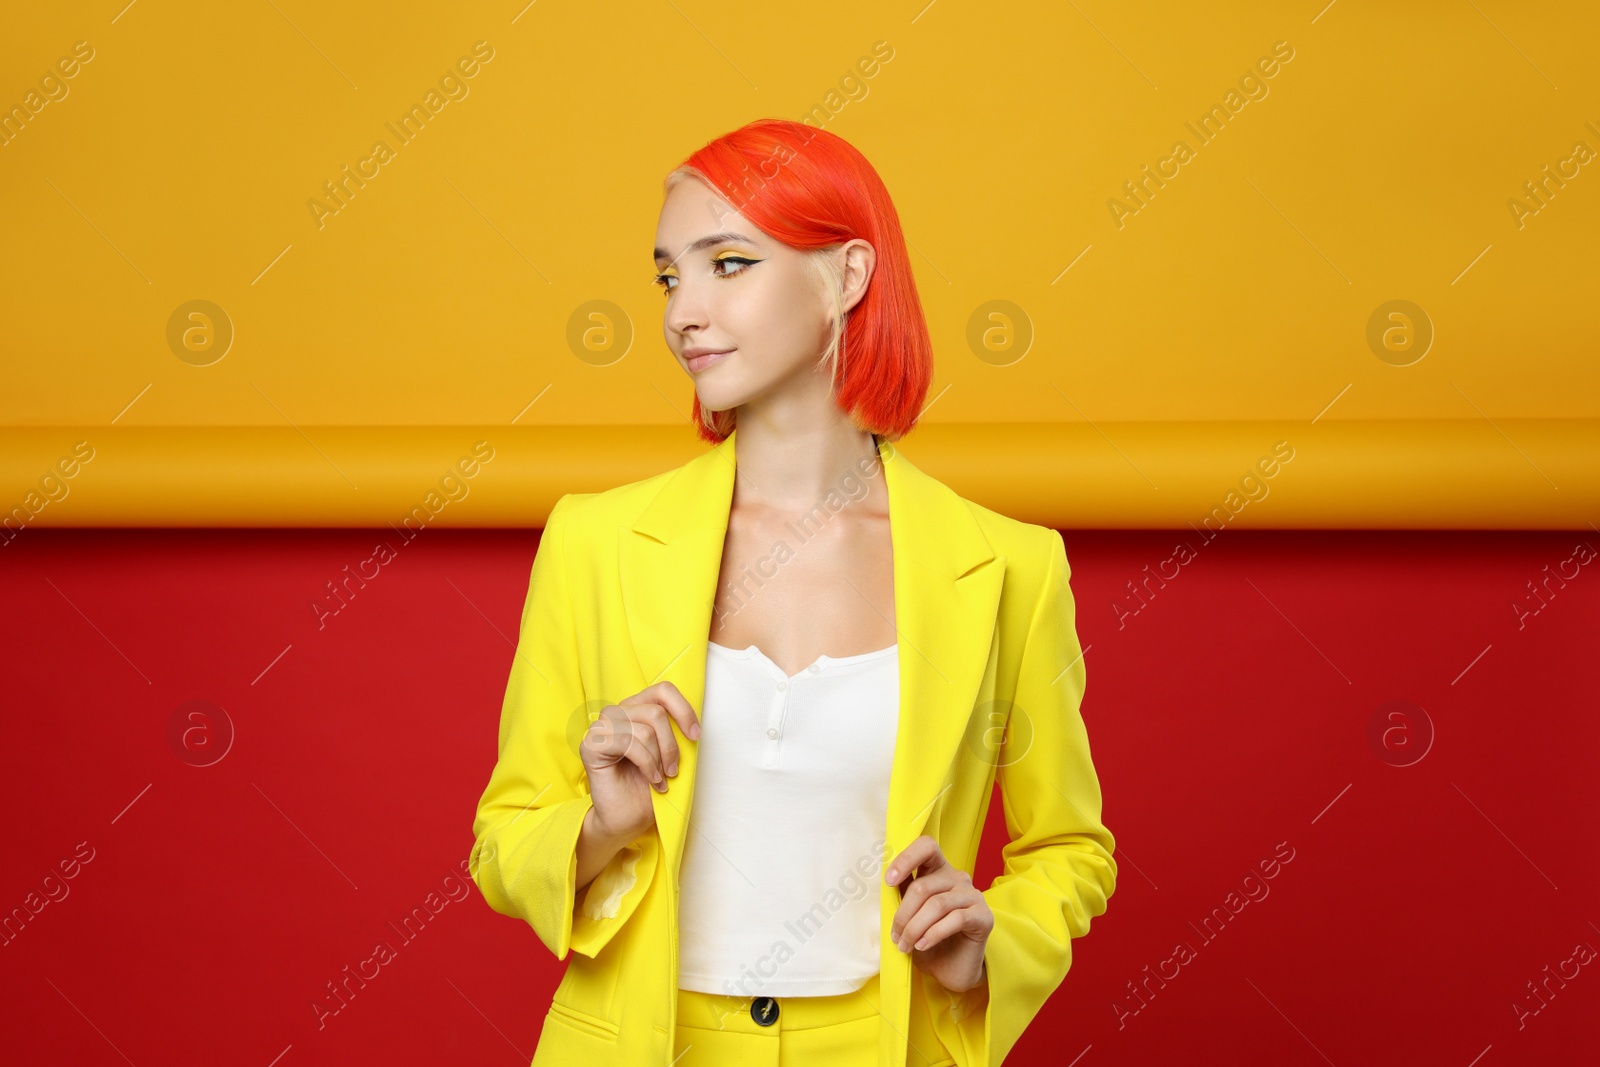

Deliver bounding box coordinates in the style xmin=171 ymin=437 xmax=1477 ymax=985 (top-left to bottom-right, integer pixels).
xmin=616 ymin=428 xmax=1005 ymax=879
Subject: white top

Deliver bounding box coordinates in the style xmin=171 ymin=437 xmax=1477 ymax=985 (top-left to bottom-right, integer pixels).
xmin=675 ymin=639 xmax=900 ymax=997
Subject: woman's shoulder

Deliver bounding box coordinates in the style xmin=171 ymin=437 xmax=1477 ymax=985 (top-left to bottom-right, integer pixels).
xmin=548 ymin=431 xmax=742 ymax=540
xmin=545 ymin=463 xmax=684 ymax=536
xmin=950 ymin=490 xmax=1065 ymax=571
xmin=889 ymin=443 xmax=1062 ymax=572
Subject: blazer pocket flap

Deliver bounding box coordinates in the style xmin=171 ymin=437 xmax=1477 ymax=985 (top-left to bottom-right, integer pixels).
xmin=548 ymin=1000 xmax=621 ymax=1041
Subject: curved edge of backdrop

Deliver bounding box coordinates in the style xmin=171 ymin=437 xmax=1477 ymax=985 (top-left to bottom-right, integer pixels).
xmin=1 ymin=419 xmax=1596 ymax=530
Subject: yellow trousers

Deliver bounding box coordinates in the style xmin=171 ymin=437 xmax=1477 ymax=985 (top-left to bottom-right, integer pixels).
xmin=672 ymin=972 xmax=956 ymax=1067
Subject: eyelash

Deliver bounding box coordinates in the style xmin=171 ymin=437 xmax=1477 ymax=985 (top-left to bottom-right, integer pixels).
xmin=654 ymin=256 xmax=758 ymax=295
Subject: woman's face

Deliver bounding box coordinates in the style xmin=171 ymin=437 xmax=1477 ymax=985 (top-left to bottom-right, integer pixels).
xmin=653 ymin=176 xmax=843 ymax=415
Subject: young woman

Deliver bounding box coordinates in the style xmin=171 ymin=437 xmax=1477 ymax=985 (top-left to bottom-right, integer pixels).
xmin=469 ymin=118 xmax=1117 ymax=1067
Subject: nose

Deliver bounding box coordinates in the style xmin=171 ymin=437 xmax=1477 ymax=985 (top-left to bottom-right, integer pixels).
xmin=663 ymin=276 xmax=709 ymax=338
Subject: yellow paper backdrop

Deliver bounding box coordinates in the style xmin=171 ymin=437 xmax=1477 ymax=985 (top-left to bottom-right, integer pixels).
xmin=2 ymin=2 xmax=1595 ymax=526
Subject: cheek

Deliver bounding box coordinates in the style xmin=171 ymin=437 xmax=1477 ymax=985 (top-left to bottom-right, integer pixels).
xmin=745 ymin=277 xmax=824 ymax=349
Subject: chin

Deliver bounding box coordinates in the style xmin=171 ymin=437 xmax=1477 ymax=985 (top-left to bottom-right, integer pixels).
xmin=694 ymin=390 xmax=747 ymax=414
xmin=690 ymin=367 xmax=756 ymax=410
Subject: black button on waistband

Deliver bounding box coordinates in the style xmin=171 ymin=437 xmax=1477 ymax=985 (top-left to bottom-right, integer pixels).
xmin=751 ymin=996 xmax=779 ymax=1026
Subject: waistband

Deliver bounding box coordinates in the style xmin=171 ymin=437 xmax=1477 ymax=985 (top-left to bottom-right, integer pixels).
xmin=676 ymin=972 xmax=883 ymax=1033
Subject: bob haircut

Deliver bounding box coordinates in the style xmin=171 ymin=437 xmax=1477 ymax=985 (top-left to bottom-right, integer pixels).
xmin=662 ymin=118 xmax=933 ymax=444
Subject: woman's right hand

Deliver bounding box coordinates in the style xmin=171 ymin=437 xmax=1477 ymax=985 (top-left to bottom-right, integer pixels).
xmin=578 ymin=681 xmax=702 ymax=845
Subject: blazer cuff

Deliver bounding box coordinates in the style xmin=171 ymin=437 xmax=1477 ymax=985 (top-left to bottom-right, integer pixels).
xmin=570 ymin=820 xmax=660 ymax=958
xmin=919 ymin=962 xmax=993 ymax=1067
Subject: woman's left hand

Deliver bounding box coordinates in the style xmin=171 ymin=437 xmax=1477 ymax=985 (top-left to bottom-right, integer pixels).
xmin=886 ymin=835 xmax=994 ymax=994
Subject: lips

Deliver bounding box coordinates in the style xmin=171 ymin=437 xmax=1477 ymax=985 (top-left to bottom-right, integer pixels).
xmin=685 ymin=349 xmax=732 ymax=372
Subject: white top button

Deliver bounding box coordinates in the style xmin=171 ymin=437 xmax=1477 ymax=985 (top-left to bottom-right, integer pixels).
xmin=767 ymin=727 xmax=778 ymax=738
xmin=808 ymin=664 xmax=821 ymax=674
xmin=776 ymin=680 xmax=787 ymax=691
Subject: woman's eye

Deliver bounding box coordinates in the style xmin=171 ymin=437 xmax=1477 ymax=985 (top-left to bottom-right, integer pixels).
xmin=713 ymin=256 xmax=757 ymax=277
xmin=653 ymin=257 xmax=758 ymax=296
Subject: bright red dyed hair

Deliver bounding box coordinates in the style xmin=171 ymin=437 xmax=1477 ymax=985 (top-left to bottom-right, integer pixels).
xmin=662 ymin=118 xmax=933 ymax=444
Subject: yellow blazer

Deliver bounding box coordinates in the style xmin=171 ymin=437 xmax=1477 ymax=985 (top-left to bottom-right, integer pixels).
xmin=469 ymin=428 xmax=1117 ymax=1066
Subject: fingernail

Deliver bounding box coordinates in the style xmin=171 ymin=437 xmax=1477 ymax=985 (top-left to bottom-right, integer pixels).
xmin=667 ymin=761 xmax=678 ymax=776
xmin=897 ymin=938 xmax=908 ymax=952
xmin=886 ymin=868 xmax=897 ymax=882
xmin=690 ymin=724 xmax=702 ymax=740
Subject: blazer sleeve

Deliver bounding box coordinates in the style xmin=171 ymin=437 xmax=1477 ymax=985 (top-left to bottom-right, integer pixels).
xmin=920 ymin=528 xmax=1118 ymax=1067
xmin=468 ymin=493 xmax=660 ymax=961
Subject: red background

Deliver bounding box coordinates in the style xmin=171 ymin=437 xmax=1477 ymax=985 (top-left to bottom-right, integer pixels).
xmin=2 ymin=526 xmax=1596 ymax=1065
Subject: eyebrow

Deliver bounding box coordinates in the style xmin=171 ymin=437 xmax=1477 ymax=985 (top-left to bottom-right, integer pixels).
xmin=653 ymin=232 xmax=758 ymax=264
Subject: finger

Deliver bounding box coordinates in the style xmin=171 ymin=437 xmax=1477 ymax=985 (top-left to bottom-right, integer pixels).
xmin=623 ymin=681 xmax=701 ymax=742
xmin=580 ymin=710 xmax=637 ymax=761
xmin=608 ymin=700 xmax=679 ymax=778
xmin=885 ymin=835 xmax=946 ymax=886
xmin=589 ymin=709 xmax=665 ymax=786
xmin=619 ymin=718 xmax=667 ymax=789
xmin=905 ymin=897 xmax=983 ymax=952
xmin=897 ymin=889 xmax=962 ymax=952
xmin=645 ymin=703 xmax=681 ymax=777
xmin=890 ymin=866 xmax=962 ymax=942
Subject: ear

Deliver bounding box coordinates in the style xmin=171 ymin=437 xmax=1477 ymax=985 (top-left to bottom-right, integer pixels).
xmin=837 ymin=239 xmax=877 ymax=316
